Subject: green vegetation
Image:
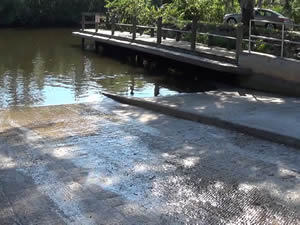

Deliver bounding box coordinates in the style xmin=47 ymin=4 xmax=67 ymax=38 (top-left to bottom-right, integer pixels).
xmin=1 ymin=0 xmax=300 ymax=27
xmin=106 ymin=0 xmax=300 ymax=25
xmin=0 ymin=0 xmax=106 ymax=26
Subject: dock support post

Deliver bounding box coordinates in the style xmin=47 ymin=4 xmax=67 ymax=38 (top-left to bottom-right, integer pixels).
xmin=191 ymin=17 xmax=197 ymax=51
xmin=82 ymin=14 xmax=85 ymax=31
xmin=235 ymin=24 xmax=243 ymax=63
xmin=132 ymin=17 xmax=137 ymax=40
xmin=81 ymin=38 xmax=85 ymax=49
xmin=111 ymin=15 xmax=115 ymax=36
xmin=157 ymin=17 xmax=162 ymax=45
xmin=95 ymin=41 xmax=99 ymax=53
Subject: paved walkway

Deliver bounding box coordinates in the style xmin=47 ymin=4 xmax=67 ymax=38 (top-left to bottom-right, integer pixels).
xmin=0 ymin=97 xmax=299 ymax=224
xmin=103 ymin=89 xmax=300 ymax=149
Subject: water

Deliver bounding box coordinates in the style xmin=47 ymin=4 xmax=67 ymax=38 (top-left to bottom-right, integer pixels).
xmin=0 ymin=28 xmax=215 ymax=108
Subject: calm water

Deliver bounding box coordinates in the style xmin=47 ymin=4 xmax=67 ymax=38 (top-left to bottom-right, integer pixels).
xmin=0 ymin=28 xmax=215 ymax=108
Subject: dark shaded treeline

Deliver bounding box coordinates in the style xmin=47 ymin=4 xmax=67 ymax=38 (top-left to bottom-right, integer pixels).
xmin=0 ymin=0 xmax=106 ymax=27
xmin=0 ymin=0 xmax=172 ymax=27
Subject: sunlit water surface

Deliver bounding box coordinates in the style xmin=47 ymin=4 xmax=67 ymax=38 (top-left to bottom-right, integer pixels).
xmin=0 ymin=28 xmax=214 ymax=108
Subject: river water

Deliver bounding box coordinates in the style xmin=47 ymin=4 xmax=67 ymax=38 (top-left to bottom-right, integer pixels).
xmin=0 ymin=28 xmax=217 ymax=108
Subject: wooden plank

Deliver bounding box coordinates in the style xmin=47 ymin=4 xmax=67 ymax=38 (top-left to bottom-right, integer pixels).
xmin=162 ymin=28 xmax=190 ymax=34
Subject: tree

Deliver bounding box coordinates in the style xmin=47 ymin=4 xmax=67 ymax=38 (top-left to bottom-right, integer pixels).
xmin=238 ymin=0 xmax=255 ymax=26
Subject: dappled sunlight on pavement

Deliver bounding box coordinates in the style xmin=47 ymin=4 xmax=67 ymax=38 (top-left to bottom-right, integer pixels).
xmin=0 ymin=97 xmax=299 ymax=224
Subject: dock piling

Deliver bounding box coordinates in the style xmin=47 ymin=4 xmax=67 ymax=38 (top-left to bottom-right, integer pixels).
xmin=81 ymin=38 xmax=85 ymax=49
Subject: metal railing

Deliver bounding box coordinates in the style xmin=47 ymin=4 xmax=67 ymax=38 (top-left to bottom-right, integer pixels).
xmin=249 ymin=19 xmax=300 ymax=58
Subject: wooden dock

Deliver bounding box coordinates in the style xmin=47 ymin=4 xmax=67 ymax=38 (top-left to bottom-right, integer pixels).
xmin=72 ymin=13 xmax=250 ymax=75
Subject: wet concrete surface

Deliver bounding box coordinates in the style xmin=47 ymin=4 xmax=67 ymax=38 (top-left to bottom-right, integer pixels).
xmin=0 ymin=97 xmax=300 ymax=224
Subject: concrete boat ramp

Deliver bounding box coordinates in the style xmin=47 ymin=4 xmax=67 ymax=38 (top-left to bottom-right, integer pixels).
xmin=0 ymin=92 xmax=300 ymax=224
xmin=103 ymin=89 xmax=300 ymax=149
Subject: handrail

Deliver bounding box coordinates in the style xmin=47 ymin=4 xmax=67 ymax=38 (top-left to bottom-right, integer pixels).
xmin=250 ymin=35 xmax=282 ymax=42
xmin=251 ymin=19 xmax=291 ymax=26
xmin=82 ymin=12 xmax=104 ymax=16
xmin=249 ymin=19 xmax=300 ymax=58
xmin=115 ymin=23 xmax=133 ymax=27
xmin=197 ymin=32 xmax=237 ymax=40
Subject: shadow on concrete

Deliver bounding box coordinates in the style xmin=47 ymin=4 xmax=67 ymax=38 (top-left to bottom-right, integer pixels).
xmin=0 ymin=102 xmax=299 ymax=224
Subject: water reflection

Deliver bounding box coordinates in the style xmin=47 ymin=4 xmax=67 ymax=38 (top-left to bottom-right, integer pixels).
xmin=0 ymin=28 xmax=212 ymax=108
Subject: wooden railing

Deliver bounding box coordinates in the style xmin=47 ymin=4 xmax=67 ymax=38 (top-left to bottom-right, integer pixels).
xmin=81 ymin=13 xmax=244 ymax=62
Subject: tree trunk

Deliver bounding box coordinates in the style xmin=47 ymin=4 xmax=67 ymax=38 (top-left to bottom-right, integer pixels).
xmin=284 ymin=0 xmax=292 ymax=13
xmin=257 ymin=0 xmax=263 ymax=8
xmin=239 ymin=0 xmax=255 ymax=26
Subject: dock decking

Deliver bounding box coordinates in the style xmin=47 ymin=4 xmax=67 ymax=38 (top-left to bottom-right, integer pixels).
xmin=73 ymin=29 xmax=250 ymax=75
xmin=73 ymin=13 xmax=250 ymax=75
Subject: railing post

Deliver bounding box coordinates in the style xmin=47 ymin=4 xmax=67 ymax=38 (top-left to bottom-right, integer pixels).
xmin=236 ymin=24 xmax=243 ymax=63
xmin=191 ymin=17 xmax=198 ymax=51
xmin=157 ymin=17 xmax=162 ymax=45
xmin=139 ymin=28 xmax=143 ymax=36
xmin=248 ymin=20 xmax=252 ymax=53
xmin=281 ymin=23 xmax=285 ymax=58
xmin=150 ymin=28 xmax=155 ymax=37
xmin=106 ymin=13 xmax=109 ymax=29
xmin=176 ymin=31 xmax=181 ymax=41
xmin=163 ymin=30 xmax=167 ymax=39
xmin=95 ymin=13 xmax=100 ymax=33
xmin=82 ymin=14 xmax=85 ymax=31
xmin=111 ymin=15 xmax=115 ymax=36
xmin=132 ymin=17 xmax=137 ymax=40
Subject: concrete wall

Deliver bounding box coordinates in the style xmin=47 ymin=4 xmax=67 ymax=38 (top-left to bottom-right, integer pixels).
xmin=238 ymin=52 xmax=300 ymax=96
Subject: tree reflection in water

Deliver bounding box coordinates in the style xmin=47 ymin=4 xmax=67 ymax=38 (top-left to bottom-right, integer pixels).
xmin=0 ymin=28 xmax=217 ymax=108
